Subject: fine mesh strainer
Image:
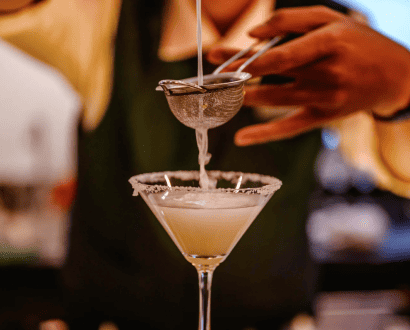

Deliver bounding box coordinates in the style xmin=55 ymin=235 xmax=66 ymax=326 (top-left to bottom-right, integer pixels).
xmin=157 ymin=36 xmax=283 ymax=129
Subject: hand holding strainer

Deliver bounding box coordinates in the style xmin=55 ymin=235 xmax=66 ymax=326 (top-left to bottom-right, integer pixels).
xmin=157 ymin=36 xmax=283 ymax=129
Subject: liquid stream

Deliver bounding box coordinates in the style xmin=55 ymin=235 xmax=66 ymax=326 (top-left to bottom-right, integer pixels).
xmin=196 ymin=0 xmax=203 ymax=86
xmin=196 ymin=0 xmax=211 ymax=189
xmin=196 ymin=127 xmax=211 ymax=189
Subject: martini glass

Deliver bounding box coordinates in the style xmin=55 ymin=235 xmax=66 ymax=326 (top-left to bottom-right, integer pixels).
xmin=129 ymin=170 xmax=282 ymax=330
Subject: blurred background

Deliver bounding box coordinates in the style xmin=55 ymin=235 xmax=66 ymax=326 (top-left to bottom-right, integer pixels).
xmin=1 ymin=0 xmax=410 ymax=329
xmin=302 ymin=2 xmax=410 ymax=329
xmin=0 ymin=38 xmax=80 ymax=328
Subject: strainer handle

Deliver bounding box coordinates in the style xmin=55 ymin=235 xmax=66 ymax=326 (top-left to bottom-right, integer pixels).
xmin=236 ymin=36 xmax=283 ymax=73
xmin=212 ymin=40 xmax=261 ymax=75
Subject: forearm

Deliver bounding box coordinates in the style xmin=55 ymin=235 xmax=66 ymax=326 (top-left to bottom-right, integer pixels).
xmin=375 ymin=120 xmax=410 ymax=182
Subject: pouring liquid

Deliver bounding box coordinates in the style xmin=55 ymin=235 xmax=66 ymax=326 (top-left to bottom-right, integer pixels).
xmin=196 ymin=0 xmax=204 ymax=87
xmin=195 ymin=0 xmax=212 ymax=189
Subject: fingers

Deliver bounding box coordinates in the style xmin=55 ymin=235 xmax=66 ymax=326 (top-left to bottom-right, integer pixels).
xmin=208 ymin=7 xmax=349 ymax=73
xmin=284 ymin=58 xmax=344 ymax=84
xmin=243 ymin=81 xmax=347 ymax=109
xmin=249 ymin=5 xmax=348 ymax=38
xmin=222 ymin=25 xmax=343 ymax=75
xmin=244 ymin=85 xmax=314 ymax=107
xmin=234 ymin=107 xmax=337 ymax=146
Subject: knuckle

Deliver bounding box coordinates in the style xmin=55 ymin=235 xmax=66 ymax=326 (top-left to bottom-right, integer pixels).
xmin=328 ymin=65 xmax=347 ymax=87
xmin=334 ymin=40 xmax=351 ymax=55
xmin=325 ymin=32 xmax=351 ymax=54
xmin=320 ymin=30 xmax=337 ymax=47
xmin=272 ymin=49 xmax=290 ymax=70
xmin=330 ymin=89 xmax=347 ymax=107
xmin=274 ymin=48 xmax=286 ymax=62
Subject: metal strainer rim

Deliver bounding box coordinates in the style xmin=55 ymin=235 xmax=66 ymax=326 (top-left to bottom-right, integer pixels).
xmin=156 ymin=72 xmax=252 ymax=95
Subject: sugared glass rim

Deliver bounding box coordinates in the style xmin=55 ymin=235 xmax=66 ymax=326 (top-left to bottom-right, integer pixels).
xmin=129 ymin=170 xmax=282 ymax=196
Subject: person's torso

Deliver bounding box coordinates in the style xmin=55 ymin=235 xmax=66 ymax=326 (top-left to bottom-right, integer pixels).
xmin=65 ymin=0 xmax=347 ymax=327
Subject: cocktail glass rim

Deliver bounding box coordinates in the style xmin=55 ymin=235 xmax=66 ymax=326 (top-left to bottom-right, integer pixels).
xmin=129 ymin=170 xmax=282 ymax=196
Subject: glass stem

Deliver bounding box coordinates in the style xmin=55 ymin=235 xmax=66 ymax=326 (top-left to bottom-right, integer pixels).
xmin=197 ymin=266 xmax=215 ymax=330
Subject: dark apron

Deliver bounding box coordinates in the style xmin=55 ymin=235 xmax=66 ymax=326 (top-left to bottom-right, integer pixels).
xmin=62 ymin=0 xmax=347 ymax=328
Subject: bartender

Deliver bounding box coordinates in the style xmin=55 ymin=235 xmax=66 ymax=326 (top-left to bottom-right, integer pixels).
xmin=1 ymin=0 xmax=410 ymax=329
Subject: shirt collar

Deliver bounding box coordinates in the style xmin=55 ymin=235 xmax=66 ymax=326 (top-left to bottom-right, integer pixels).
xmin=158 ymin=0 xmax=275 ymax=62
